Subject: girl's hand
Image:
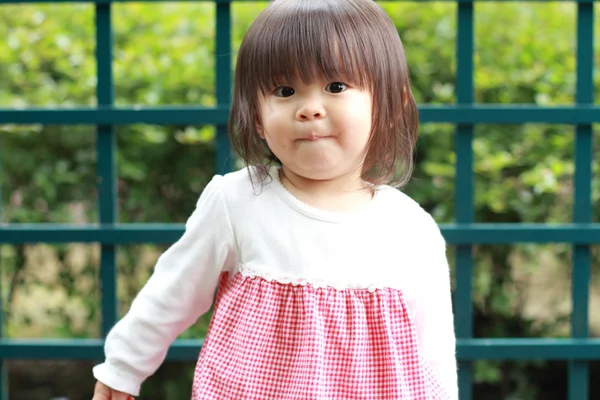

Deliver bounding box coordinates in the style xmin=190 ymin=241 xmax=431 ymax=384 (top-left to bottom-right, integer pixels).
xmin=92 ymin=381 xmax=134 ymax=400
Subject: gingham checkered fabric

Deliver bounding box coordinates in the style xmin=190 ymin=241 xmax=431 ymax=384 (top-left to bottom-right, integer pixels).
xmin=192 ymin=272 xmax=449 ymax=399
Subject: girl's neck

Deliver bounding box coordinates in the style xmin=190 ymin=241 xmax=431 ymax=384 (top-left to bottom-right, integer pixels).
xmin=279 ymin=166 xmax=374 ymax=213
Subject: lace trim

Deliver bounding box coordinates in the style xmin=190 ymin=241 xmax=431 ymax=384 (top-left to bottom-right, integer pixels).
xmin=235 ymin=264 xmax=391 ymax=293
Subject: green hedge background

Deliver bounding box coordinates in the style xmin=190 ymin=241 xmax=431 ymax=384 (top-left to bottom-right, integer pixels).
xmin=0 ymin=2 xmax=599 ymax=399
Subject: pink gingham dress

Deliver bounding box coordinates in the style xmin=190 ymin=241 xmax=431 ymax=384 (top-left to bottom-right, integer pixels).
xmin=192 ymin=271 xmax=449 ymax=399
xmin=188 ymin=167 xmax=455 ymax=399
xmin=93 ymin=166 xmax=457 ymax=400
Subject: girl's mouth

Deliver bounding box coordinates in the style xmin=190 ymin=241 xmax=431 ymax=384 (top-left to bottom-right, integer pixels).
xmin=298 ymin=134 xmax=330 ymax=141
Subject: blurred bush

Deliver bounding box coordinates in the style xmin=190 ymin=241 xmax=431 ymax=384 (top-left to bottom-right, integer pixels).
xmin=0 ymin=2 xmax=599 ymax=399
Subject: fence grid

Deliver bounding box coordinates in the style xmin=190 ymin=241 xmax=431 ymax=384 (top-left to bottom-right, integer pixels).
xmin=0 ymin=1 xmax=597 ymax=399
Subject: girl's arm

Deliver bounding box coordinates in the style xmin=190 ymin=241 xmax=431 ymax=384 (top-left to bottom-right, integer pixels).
xmin=92 ymin=175 xmax=238 ymax=397
xmin=414 ymin=215 xmax=458 ymax=399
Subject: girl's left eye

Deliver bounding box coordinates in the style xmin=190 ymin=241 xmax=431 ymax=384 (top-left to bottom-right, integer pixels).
xmin=325 ymin=82 xmax=347 ymax=93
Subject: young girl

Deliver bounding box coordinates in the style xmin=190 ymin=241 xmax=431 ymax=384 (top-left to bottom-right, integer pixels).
xmin=92 ymin=0 xmax=458 ymax=399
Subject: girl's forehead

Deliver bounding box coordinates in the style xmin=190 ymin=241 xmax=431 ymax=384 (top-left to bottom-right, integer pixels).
xmin=257 ymin=42 xmax=367 ymax=89
xmin=270 ymin=72 xmax=354 ymax=84
xmin=259 ymin=68 xmax=363 ymax=93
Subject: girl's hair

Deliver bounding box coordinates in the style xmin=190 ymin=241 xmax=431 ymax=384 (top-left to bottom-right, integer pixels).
xmin=229 ymin=0 xmax=418 ymax=188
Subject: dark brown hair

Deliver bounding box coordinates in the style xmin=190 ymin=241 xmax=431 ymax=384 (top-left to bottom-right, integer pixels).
xmin=229 ymin=0 xmax=418 ymax=188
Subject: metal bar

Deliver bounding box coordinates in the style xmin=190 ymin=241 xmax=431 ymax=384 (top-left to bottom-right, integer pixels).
xmin=0 ymin=338 xmax=204 ymax=360
xmin=569 ymin=3 xmax=594 ymax=399
xmin=95 ymin=2 xmax=118 ymax=338
xmin=2 ymin=223 xmax=600 ymax=244
xmin=457 ymin=338 xmax=600 ymax=360
xmin=455 ymin=2 xmax=474 ymax=400
xmin=215 ymin=2 xmax=232 ymax=174
xmin=0 ymin=337 xmax=598 ymax=360
xmin=2 ymin=105 xmax=600 ymax=125
xmin=0 ymin=107 xmax=231 ymax=125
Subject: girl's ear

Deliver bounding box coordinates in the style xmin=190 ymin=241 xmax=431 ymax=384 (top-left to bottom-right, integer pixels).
xmin=254 ymin=113 xmax=264 ymax=138
xmin=402 ymin=86 xmax=409 ymax=107
xmin=256 ymin=123 xmax=265 ymax=139
xmin=389 ymin=86 xmax=410 ymax=128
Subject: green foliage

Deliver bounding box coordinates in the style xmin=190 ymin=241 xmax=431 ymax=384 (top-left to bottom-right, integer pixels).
xmin=0 ymin=2 xmax=599 ymax=400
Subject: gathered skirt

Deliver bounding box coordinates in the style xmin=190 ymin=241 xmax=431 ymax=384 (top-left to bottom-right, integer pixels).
xmin=191 ymin=272 xmax=448 ymax=400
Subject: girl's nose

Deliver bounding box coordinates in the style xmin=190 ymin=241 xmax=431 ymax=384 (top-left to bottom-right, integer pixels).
xmin=296 ymin=103 xmax=326 ymax=121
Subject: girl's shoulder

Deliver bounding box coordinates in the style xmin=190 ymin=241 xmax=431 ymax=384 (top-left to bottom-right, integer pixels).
xmin=203 ymin=165 xmax=280 ymax=214
xmin=373 ymin=185 xmax=443 ymax=241
xmin=207 ymin=165 xmax=265 ymax=198
xmin=374 ymin=185 xmax=436 ymax=220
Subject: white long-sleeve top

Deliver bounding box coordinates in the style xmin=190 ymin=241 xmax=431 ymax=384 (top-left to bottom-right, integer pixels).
xmin=93 ymin=166 xmax=457 ymax=399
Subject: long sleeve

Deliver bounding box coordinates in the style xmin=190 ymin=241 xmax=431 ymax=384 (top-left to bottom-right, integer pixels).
xmin=414 ymin=215 xmax=458 ymax=400
xmin=92 ymin=175 xmax=238 ymax=396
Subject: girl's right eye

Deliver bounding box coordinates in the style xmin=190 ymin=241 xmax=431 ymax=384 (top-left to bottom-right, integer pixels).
xmin=274 ymin=86 xmax=295 ymax=97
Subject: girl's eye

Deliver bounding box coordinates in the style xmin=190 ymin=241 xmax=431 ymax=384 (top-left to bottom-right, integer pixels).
xmin=325 ymin=82 xmax=347 ymax=93
xmin=274 ymin=86 xmax=295 ymax=97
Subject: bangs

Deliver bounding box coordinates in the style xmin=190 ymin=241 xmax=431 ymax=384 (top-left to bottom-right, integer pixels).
xmin=246 ymin=0 xmax=379 ymax=94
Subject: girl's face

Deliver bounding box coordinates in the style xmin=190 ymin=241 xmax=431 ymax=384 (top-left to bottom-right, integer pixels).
xmin=258 ymin=77 xmax=373 ymax=183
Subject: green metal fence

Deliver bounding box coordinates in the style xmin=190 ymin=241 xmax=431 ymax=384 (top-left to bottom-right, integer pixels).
xmin=0 ymin=0 xmax=598 ymax=399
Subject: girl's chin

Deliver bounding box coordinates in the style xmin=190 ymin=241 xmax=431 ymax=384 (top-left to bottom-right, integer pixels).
xmin=285 ymin=164 xmax=361 ymax=182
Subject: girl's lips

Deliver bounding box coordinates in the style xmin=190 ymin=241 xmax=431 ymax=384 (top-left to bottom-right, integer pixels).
xmin=298 ymin=133 xmax=330 ymax=141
